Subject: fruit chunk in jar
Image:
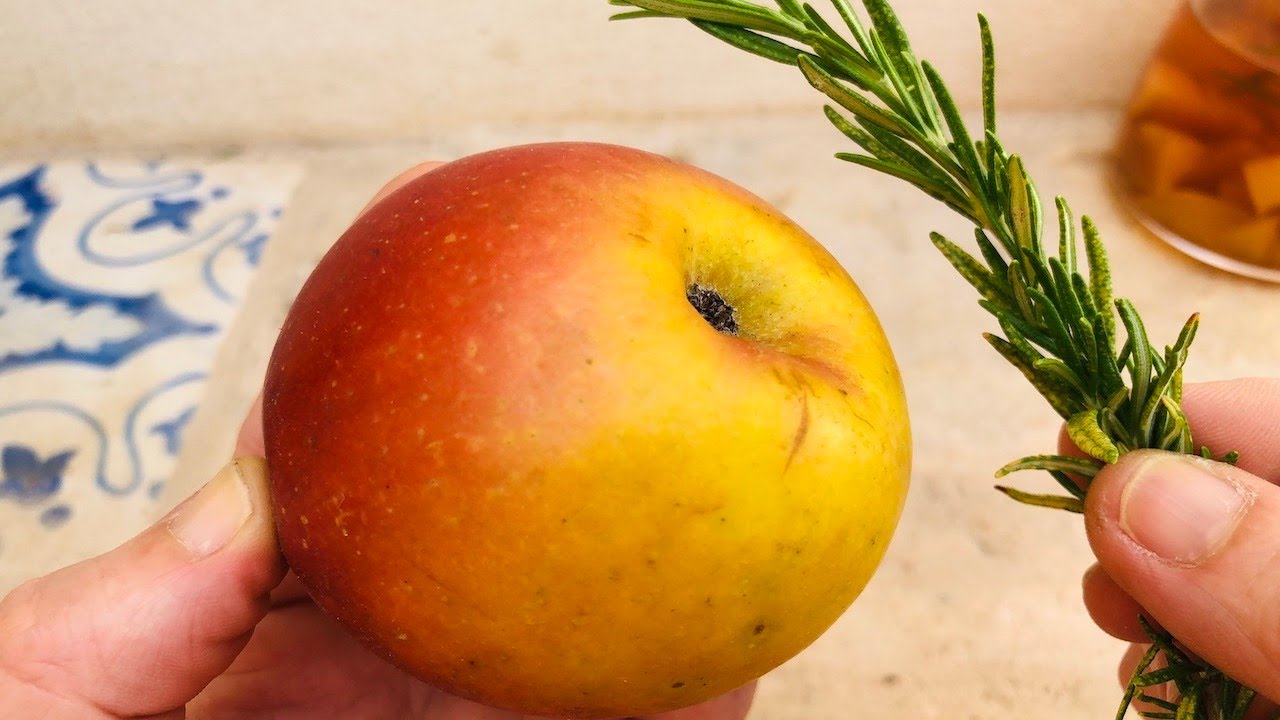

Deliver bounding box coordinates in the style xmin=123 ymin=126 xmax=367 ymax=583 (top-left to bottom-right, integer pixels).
xmin=1115 ymin=2 xmax=1280 ymax=275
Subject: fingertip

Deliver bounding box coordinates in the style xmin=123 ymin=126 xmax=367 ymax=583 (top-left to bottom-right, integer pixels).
xmin=234 ymin=393 xmax=265 ymax=458
xmin=1082 ymin=563 xmax=1149 ymax=643
xmin=355 ymin=160 xmax=448 ymax=220
xmin=231 ymin=457 xmax=273 ymax=539
xmin=716 ymin=682 xmax=756 ymax=720
xmin=1180 ymin=378 xmax=1280 ymax=482
xmin=647 ymin=682 xmax=756 ymax=720
xmin=1056 ymin=424 xmax=1074 ymax=456
xmin=1055 ymin=426 xmax=1093 ymax=493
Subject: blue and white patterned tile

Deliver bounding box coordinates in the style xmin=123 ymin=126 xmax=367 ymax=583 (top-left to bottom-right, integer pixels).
xmin=0 ymin=158 xmax=301 ymax=590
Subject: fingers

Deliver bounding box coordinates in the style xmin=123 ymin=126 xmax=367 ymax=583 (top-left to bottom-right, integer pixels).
xmin=235 ymin=392 xmax=265 ymax=457
xmin=641 ymin=683 xmax=756 ymax=720
xmin=1071 ymin=378 xmax=1280 ymax=641
xmin=1178 ymin=378 xmax=1280 ymax=481
xmin=1081 ymin=563 xmax=1148 ymax=643
xmin=1059 ymin=378 xmax=1280 ymax=479
xmin=0 ymin=457 xmax=286 ymax=717
xmin=1085 ymin=448 xmax=1280 ymax=700
xmin=355 ymin=160 xmax=447 ymax=219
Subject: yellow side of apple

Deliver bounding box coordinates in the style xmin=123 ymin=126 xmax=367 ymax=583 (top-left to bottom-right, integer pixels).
xmin=264 ymin=143 xmax=912 ymax=718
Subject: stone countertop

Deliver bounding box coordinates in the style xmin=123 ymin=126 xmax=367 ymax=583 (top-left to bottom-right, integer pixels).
xmin=161 ymin=108 xmax=1279 ymax=718
xmin=5 ymin=0 xmax=1176 ymax=150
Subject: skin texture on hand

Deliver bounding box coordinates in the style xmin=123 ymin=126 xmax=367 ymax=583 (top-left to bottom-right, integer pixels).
xmin=0 ymin=162 xmax=756 ymax=720
xmin=1077 ymin=378 xmax=1280 ymax=715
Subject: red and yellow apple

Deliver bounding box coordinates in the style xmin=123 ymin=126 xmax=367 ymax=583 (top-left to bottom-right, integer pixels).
xmin=263 ymin=142 xmax=911 ymax=718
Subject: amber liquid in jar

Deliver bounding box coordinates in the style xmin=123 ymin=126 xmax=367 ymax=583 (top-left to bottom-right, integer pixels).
xmin=1115 ymin=0 xmax=1280 ymax=281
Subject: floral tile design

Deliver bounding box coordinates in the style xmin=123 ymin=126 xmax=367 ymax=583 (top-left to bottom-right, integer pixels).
xmin=0 ymin=159 xmax=301 ymax=591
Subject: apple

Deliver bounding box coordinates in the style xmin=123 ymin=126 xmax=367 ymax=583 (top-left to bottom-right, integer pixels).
xmin=263 ymin=142 xmax=911 ymax=718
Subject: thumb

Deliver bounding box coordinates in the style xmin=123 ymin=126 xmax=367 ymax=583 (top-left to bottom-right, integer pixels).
xmin=1085 ymin=448 xmax=1280 ymax=699
xmin=0 ymin=457 xmax=285 ymax=718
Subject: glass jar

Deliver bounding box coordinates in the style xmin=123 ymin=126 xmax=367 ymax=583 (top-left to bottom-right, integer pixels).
xmin=1114 ymin=0 xmax=1280 ymax=282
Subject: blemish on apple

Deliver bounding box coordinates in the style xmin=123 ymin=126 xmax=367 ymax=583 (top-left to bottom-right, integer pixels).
xmin=783 ymin=392 xmax=811 ymax=472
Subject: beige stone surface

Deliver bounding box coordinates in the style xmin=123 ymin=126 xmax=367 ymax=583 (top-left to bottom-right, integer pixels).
xmin=4 ymin=1 xmax=1278 ymax=713
xmin=1 ymin=0 xmax=1176 ymax=150
xmin=158 ymin=109 xmax=1279 ymax=718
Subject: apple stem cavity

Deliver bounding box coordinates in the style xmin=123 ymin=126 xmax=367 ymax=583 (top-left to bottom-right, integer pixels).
xmin=686 ymin=284 xmax=738 ymax=335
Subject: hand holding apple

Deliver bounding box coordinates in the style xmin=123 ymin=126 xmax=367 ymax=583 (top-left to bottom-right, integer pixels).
xmin=264 ymin=142 xmax=912 ymax=718
xmin=0 ymin=384 xmax=754 ymax=720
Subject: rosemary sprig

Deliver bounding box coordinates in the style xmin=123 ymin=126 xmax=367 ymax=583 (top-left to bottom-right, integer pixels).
xmin=607 ymin=1 xmax=1263 ymax=717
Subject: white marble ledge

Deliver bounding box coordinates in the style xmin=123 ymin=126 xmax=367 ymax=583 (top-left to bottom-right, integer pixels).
xmin=25 ymin=108 xmax=1280 ymax=719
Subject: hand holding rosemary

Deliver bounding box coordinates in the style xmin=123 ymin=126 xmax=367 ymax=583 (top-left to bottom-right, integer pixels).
xmin=608 ymin=1 xmax=1270 ymax=717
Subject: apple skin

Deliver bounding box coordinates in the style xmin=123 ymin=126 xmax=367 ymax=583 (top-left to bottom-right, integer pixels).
xmin=263 ymin=142 xmax=911 ymax=718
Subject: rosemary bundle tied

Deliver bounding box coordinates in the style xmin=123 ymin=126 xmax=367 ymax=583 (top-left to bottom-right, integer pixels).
xmin=607 ymin=1 xmax=1264 ymax=718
